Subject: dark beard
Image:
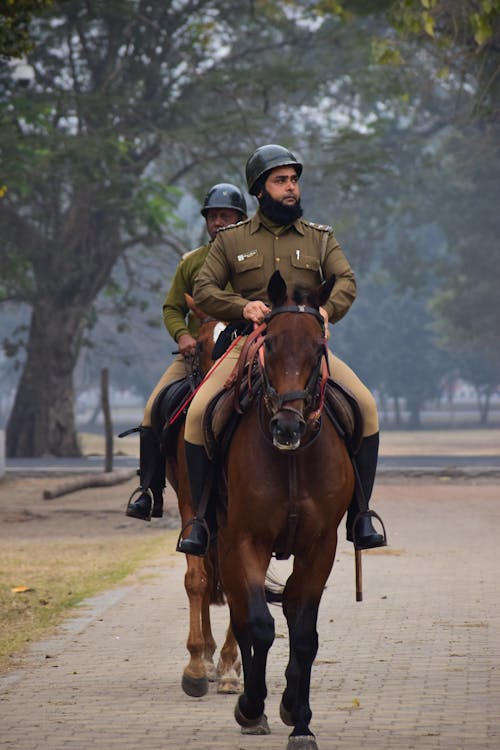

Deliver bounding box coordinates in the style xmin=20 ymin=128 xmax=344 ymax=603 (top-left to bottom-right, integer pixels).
xmin=258 ymin=189 xmax=303 ymax=225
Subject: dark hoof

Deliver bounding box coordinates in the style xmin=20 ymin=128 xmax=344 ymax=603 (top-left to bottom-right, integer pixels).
xmin=234 ymin=700 xmax=270 ymax=734
xmin=236 ymin=710 xmax=270 ymax=735
xmin=181 ymin=672 xmax=208 ymax=697
xmin=287 ymin=735 xmax=318 ymax=750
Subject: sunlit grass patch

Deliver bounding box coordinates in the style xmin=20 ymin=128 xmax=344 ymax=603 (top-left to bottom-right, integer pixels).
xmin=0 ymin=531 xmax=179 ymax=671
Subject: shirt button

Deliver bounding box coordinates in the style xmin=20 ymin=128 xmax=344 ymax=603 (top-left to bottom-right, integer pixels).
xmin=276 ymin=257 xmax=280 ymax=262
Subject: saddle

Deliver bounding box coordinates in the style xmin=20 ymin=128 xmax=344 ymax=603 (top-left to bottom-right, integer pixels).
xmin=150 ymin=377 xmax=194 ymax=457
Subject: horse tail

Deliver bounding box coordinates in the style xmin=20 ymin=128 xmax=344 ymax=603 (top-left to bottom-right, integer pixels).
xmin=264 ymin=560 xmax=287 ymax=606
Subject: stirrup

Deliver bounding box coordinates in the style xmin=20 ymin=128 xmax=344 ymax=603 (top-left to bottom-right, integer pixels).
xmin=126 ymin=486 xmax=153 ymax=521
xmin=176 ymin=517 xmax=210 ymax=555
xmin=350 ymin=510 xmax=387 ymax=550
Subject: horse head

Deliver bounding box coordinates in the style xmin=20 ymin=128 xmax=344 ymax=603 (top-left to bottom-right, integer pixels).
xmin=262 ymin=271 xmax=335 ymax=451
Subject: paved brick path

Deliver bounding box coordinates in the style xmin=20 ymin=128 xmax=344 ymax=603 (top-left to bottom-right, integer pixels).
xmin=1 ymin=483 xmax=499 ymax=750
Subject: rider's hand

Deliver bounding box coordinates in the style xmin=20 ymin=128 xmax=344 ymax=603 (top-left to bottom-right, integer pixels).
xmin=242 ymin=300 xmax=271 ymax=324
xmin=177 ymin=333 xmax=197 ymax=357
xmin=319 ymin=306 xmax=330 ymax=340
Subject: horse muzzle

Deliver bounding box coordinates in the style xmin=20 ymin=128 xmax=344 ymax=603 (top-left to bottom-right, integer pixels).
xmin=269 ymin=408 xmax=306 ymax=451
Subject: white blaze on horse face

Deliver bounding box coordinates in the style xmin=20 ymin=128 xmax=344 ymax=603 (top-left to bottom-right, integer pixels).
xmin=213 ymin=322 xmax=227 ymax=343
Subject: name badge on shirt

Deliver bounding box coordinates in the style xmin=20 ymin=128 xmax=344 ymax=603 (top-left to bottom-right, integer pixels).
xmin=237 ymin=250 xmax=258 ymax=262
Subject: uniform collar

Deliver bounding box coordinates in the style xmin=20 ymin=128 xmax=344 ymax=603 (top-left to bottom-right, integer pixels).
xmin=250 ymin=209 xmax=305 ymax=236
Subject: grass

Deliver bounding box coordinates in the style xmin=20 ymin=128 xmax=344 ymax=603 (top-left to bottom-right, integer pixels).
xmin=0 ymin=531 xmax=179 ymax=673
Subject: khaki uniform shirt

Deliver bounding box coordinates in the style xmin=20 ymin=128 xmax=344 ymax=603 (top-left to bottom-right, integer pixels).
xmin=193 ymin=210 xmax=356 ymax=323
xmin=162 ymin=242 xmax=212 ymax=343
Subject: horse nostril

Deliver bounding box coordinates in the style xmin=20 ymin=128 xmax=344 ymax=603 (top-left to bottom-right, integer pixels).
xmin=269 ymin=411 xmax=306 ymax=448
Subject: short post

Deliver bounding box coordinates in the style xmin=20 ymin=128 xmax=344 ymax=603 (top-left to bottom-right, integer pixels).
xmin=100 ymin=368 xmax=113 ymax=473
xmin=0 ymin=430 xmax=5 ymax=478
xmin=355 ymin=548 xmax=363 ymax=602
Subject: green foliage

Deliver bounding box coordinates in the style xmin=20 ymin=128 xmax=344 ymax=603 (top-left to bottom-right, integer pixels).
xmin=0 ymin=0 xmax=55 ymax=58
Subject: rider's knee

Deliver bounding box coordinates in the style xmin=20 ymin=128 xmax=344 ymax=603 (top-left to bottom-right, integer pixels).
xmin=359 ymin=388 xmax=379 ymax=435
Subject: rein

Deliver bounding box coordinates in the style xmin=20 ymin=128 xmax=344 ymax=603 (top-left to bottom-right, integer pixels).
xmin=168 ymin=331 xmax=243 ymax=427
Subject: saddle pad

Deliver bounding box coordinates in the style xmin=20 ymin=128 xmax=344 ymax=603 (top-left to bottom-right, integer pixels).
xmin=324 ymin=378 xmax=363 ymax=455
xmin=202 ymin=378 xmax=256 ymax=459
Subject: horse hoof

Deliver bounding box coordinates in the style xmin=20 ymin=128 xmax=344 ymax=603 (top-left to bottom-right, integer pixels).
xmin=204 ymin=660 xmax=217 ymax=682
xmin=240 ymin=715 xmax=270 ymax=735
xmin=217 ymin=676 xmax=242 ymax=694
xmin=181 ymin=673 xmax=208 ymax=697
xmin=279 ymin=700 xmax=294 ymax=726
xmin=234 ymin=702 xmax=270 ymax=735
xmin=287 ymin=735 xmax=318 ymax=750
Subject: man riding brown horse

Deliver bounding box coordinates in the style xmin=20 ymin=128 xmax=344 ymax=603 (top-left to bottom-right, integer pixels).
xmin=125 ymin=183 xmax=247 ymax=521
xmin=178 ymin=144 xmax=386 ymax=556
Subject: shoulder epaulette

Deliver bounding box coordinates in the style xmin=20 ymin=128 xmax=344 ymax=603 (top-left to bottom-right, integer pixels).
xmin=303 ymin=220 xmax=333 ymax=233
xmin=217 ymin=217 xmax=251 ymax=233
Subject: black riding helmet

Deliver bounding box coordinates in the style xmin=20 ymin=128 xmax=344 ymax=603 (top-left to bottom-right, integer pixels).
xmin=245 ymin=144 xmax=303 ymax=196
xmin=200 ymin=183 xmax=247 ymax=217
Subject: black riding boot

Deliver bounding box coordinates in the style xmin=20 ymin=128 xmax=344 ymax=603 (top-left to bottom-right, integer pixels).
xmin=177 ymin=441 xmax=211 ymax=557
xmin=347 ymin=432 xmax=386 ymax=549
xmin=126 ymin=426 xmax=165 ymax=521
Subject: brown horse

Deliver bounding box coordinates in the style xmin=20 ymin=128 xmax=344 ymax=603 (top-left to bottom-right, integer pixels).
xmin=217 ymin=272 xmax=355 ymax=750
xmin=165 ymin=295 xmax=241 ymax=697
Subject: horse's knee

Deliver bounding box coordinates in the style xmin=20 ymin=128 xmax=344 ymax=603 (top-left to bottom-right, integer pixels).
xmin=184 ymin=565 xmax=208 ymax=598
xmin=248 ymin=589 xmax=275 ymax=650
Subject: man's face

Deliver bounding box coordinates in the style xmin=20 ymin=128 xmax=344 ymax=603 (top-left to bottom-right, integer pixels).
xmin=205 ymin=208 xmax=242 ymax=240
xmin=260 ymin=166 xmax=300 ymax=205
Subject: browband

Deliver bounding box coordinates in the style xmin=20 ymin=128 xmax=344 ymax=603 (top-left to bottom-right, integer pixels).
xmin=265 ymin=305 xmax=325 ymax=328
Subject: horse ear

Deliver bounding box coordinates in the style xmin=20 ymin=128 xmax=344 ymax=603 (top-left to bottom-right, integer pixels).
xmin=318 ymin=274 xmax=336 ymax=307
xmin=267 ymin=271 xmax=288 ymax=307
xmin=184 ymin=292 xmax=205 ymax=320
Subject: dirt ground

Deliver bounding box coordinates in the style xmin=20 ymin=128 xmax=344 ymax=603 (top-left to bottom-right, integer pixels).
xmin=1 ymin=466 xmax=499 ymax=544
xmin=0 ymin=472 xmax=182 ymax=542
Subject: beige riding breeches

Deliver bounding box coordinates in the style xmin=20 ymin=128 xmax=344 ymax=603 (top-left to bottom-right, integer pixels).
xmin=184 ymin=338 xmax=379 ymax=444
xmin=142 ymin=354 xmax=189 ymax=427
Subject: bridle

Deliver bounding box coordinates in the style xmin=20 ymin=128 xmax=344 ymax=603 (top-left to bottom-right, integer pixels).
xmin=259 ymin=304 xmax=330 ymax=426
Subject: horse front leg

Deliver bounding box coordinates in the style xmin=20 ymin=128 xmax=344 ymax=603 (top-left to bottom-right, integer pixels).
xmin=280 ymin=601 xmax=319 ymax=749
xmin=200 ymin=586 xmax=217 ymax=681
xmin=216 ymin=623 xmax=242 ymax=694
xmin=229 ymin=585 xmax=274 ymax=735
xmin=280 ymin=552 xmax=336 ymax=750
xmin=182 ymin=555 xmax=210 ymax=697
xmin=221 ymin=540 xmax=274 ymax=735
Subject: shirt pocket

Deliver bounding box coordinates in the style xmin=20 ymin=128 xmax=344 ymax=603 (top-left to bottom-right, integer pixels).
xmin=233 ymin=250 xmax=265 ymax=295
xmin=291 ymin=252 xmax=321 ymax=272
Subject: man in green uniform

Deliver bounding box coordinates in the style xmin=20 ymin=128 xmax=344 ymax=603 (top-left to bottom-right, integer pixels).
xmin=178 ymin=144 xmax=385 ymax=556
xmin=125 ymin=183 xmax=247 ymax=521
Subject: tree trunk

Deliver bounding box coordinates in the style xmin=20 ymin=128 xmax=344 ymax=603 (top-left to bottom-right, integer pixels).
xmin=6 ymin=300 xmax=85 ymax=457
xmin=406 ymin=396 xmax=422 ymax=430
